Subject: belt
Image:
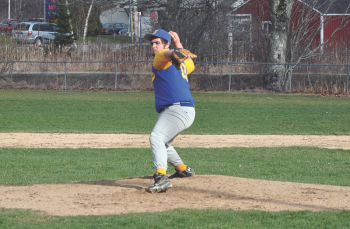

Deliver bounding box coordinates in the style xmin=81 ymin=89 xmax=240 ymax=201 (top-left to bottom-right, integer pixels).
xmin=161 ymin=102 xmax=195 ymax=112
xmin=172 ymin=102 xmax=195 ymax=107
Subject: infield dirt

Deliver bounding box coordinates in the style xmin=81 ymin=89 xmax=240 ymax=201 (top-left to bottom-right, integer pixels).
xmin=0 ymin=133 xmax=349 ymax=216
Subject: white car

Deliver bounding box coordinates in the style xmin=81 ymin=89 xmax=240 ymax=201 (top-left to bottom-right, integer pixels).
xmin=12 ymin=22 xmax=69 ymax=46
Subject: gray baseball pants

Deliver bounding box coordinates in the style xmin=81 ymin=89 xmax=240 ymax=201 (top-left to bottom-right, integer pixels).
xmin=149 ymin=104 xmax=195 ymax=171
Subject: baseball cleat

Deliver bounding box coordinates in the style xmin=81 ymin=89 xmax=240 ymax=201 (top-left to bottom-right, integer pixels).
xmin=148 ymin=173 xmax=173 ymax=193
xmin=169 ymin=166 xmax=195 ymax=178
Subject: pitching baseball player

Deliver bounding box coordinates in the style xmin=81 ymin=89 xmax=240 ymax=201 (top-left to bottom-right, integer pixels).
xmin=144 ymin=29 xmax=197 ymax=193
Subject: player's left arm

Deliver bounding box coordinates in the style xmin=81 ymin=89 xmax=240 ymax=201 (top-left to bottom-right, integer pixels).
xmin=154 ymin=51 xmax=195 ymax=74
xmin=153 ymin=49 xmax=172 ymax=70
xmin=184 ymin=59 xmax=195 ymax=74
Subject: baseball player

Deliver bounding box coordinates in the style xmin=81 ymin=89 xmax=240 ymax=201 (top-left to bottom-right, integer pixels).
xmin=144 ymin=29 xmax=197 ymax=193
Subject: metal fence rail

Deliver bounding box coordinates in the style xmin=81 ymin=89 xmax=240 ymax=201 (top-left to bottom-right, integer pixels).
xmin=0 ymin=60 xmax=349 ymax=93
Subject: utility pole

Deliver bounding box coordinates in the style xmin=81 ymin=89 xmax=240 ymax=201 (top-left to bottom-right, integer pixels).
xmin=8 ymin=0 xmax=10 ymax=19
xmin=44 ymin=0 xmax=46 ymax=22
xmin=129 ymin=0 xmax=133 ymax=42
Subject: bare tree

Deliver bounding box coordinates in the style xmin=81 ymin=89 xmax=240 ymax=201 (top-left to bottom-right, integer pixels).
xmin=289 ymin=0 xmax=350 ymax=62
xmin=264 ymin=0 xmax=350 ymax=91
xmin=82 ymin=0 xmax=94 ymax=45
xmin=0 ymin=0 xmax=45 ymax=21
xmin=137 ymin=0 xmax=234 ymax=60
xmin=66 ymin=0 xmax=74 ymax=35
xmin=66 ymin=0 xmax=125 ymax=40
xmin=263 ymin=0 xmax=294 ymax=91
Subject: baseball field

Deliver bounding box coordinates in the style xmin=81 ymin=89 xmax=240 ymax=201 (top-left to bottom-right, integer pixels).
xmin=0 ymin=90 xmax=350 ymax=228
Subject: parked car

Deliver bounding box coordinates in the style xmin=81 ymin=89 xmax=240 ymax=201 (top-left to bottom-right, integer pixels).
xmin=27 ymin=18 xmax=45 ymax=22
xmin=101 ymin=23 xmax=114 ymax=35
xmin=114 ymin=23 xmax=128 ymax=35
xmin=101 ymin=23 xmax=128 ymax=35
xmin=11 ymin=22 xmax=70 ymax=46
xmin=118 ymin=28 xmax=129 ymax=35
xmin=0 ymin=18 xmax=17 ymax=35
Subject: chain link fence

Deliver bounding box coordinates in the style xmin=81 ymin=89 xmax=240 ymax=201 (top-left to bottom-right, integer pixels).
xmin=0 ymin=60 xmax=349 ymax=94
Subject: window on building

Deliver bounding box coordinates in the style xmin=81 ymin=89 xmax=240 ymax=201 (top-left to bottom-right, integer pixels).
xmin=231 ymin=14 xmax=251 ymax=42
xmin=262 ymin=21 xmax=272 ymax=34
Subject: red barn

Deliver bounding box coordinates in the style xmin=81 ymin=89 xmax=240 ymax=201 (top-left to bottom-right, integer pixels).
xmin=227 ymin=0 xmax=350 ymax=53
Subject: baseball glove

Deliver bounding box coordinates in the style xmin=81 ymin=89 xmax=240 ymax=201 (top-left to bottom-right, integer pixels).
xmin=171 ymin=48 xmax=197 ymax=69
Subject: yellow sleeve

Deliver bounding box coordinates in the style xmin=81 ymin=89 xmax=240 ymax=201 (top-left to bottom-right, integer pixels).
xmin=153 ymin=49 xmax=195 ymax=73
xmin=153 ymin=49 xmax=172 ymax=70
xmin=184 ymin=59 xmax=195 ymax=74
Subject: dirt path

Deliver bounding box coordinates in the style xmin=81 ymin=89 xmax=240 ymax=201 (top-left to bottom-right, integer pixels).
xmin=0 ymin=133 xmax=349 ymax=216
xmin=1 ymin=133 xmax=350 ymax=149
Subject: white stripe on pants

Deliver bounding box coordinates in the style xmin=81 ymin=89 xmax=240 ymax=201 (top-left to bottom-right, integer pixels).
xmin=149 ymin=105 xmax=195 ymax=171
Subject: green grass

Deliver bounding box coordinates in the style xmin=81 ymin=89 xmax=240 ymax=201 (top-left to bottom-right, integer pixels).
xmin=0 ymin=35 xmax=12 ymax=45
xmin=0 ymin=148 xmax=152 ymax=185
xmin=1 ymin=90 xmax=350 ymax=228
xmin=0 ymin=90 xmax=155 ymax=133
xmin=194 ymin=92 xmax=350 ymax=135
xmin=1 ymin=208 xmax=350 ymax=229
xmin=0 ymin=147 xmax=349 ymax=186
xmin=1 ymin=90 xmax=350 ymax=135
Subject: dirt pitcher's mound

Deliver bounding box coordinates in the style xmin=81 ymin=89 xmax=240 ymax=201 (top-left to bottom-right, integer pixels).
xmin=1 ymin=175 xmax=350 ymax=216
xmin=1 ymin=133 xmax=350 ymax=216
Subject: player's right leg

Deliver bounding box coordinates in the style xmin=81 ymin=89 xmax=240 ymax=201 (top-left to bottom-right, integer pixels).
xmin=148 ymin=105 xmax=195 ymax=193
xmin=166 ymin=144 xmax=195 ymax=178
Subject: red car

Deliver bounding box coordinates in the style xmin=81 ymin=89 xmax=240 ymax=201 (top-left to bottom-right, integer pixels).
xmin=0 ymin=18 xmax=17 ymax=35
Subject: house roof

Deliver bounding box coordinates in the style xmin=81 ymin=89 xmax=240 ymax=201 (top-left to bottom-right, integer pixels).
xmin=230 ymin=0 xmax=350 ymax=15
xmin=231 ymin=0 xmax=250 ymax=11
xmin=302 ymin=0 xmax=350 ymax=14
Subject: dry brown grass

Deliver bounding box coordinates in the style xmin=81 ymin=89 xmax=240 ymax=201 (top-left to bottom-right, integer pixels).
xmin=0 ymin=41 xmax=349 ymax=94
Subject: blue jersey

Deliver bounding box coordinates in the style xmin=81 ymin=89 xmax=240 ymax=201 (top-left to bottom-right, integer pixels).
xmin=152 ymin=52 xmax=195 ymax=113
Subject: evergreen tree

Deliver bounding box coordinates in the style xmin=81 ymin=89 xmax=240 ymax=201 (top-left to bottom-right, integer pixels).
xmin=86 ymin=5 xmax=103 ymax=37
xmin=54 ymin=3 xmax=74 ymax=46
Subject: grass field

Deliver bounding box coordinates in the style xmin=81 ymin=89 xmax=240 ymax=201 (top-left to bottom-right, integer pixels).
xmin=1 ymin=90 xmax=350 ymax=135
xmin=1 ymin=147 xmax=349 ymax=186
xmin=0 ymin=90 xmax=350 ymax=228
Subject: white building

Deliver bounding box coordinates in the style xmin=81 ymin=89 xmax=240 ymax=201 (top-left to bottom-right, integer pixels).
xmin=99 ymin=5 xmax=155 ymax=38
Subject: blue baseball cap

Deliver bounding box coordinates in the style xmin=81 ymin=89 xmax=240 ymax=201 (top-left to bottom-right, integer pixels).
xmin=144 ymin=29 xmax=171 ymax=44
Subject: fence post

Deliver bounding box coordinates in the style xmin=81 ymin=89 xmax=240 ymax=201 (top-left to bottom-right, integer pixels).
xmin=347 ymin=63 xmax=349 ymax=93
xmin=64 ymin=61 xmax=67 ymax=90
xmin=10 ymin=61 xmax=14 ymax=88
xmin=289 ymin=64 xmax=293 ymax=93
xmin=229 ymin=63 xmax=232 ymax=91
xmin=115 ymin=61 xmax=118 ymax=90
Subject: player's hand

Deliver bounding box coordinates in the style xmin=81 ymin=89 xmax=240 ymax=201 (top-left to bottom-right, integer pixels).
xmin=169 ymin=31 xmax=183 ymax=49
